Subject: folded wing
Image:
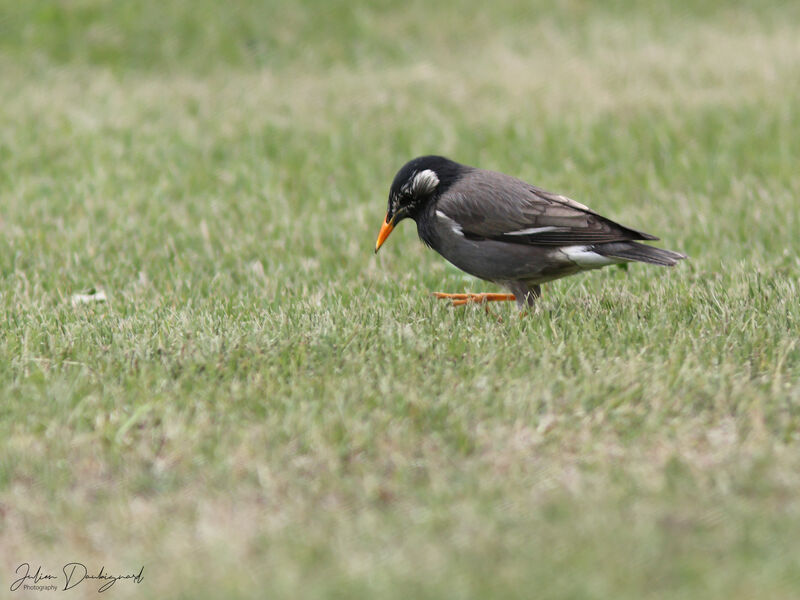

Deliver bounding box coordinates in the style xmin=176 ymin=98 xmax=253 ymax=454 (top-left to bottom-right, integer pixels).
xmin=437 ymin=169 xmax=658 ymax=246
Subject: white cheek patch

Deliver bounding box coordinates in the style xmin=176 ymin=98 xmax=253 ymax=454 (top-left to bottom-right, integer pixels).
xmin=411 ymin=169 xmax=440 ymax=195
xmin=561 ymin=245 xmax=617 ymax=267
xmin=436 ymin=210 xmax=464 ymax=237
xmin=505 ymin=226 xmax=564 ymax=236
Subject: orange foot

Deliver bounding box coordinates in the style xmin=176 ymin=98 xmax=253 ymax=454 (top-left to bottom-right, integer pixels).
xmin=432 ymin=292 xmax=516 ymax=307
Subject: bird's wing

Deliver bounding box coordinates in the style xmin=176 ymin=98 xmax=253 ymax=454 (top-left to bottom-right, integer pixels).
xmin=436 ymin=169 xmax=658 ymax=245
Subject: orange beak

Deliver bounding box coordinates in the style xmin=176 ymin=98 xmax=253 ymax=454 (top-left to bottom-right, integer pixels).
xmin=374 ymin=214 xmax=395 ymax=253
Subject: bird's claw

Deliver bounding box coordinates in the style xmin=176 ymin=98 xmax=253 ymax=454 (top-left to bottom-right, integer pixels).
xmin=432 ymin=292 xmax=516 ymax=307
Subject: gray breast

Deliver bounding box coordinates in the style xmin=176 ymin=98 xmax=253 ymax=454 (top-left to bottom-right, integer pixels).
xmin=421 ymin=205 xmax=581 ymax=284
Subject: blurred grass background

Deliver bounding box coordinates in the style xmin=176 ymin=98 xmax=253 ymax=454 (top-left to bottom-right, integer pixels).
xmin=1 ymin=1 xmax=799 ymax=598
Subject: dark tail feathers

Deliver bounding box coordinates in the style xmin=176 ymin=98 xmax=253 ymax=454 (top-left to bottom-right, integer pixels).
xmin=595 ymin=241 xmax=687 ymax=266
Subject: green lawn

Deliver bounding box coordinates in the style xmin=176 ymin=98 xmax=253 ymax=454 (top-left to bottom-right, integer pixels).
xmin=2 ymin=1 xmax=800 ymax=598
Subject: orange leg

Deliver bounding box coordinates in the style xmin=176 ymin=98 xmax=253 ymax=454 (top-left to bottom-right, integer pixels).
xmin=433 ymin=292 xmax=516 ymax=306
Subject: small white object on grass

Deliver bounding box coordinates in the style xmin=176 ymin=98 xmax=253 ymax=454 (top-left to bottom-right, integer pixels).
xmin=71 ymin=288 xmax=107 ymax=306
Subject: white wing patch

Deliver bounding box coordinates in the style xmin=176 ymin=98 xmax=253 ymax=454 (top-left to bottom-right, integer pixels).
xmin=505 ymin=226 xmax=564 ymax=236
xmin=554 ymin=193 xmax=591 ymax=212
xmin=436 ymin=210 xmax=464 ymax=237
xmin=561 ymin=245 xmax=618 ymax=267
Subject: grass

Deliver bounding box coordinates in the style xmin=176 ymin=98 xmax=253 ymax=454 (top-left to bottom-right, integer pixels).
xmin=2 ymin=0 xmax=800 ymax=598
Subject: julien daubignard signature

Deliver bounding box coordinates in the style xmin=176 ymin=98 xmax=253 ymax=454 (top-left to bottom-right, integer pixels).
xmin=10 ymin=562 xmax=144 ymax=593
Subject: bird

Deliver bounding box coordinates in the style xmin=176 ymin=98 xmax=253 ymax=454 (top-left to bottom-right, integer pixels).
xmin=374 ymin=155 xmax=686 ymax=309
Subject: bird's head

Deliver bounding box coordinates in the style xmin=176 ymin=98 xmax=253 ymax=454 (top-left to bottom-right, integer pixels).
xmin=374 ymin=155 xmax=462 ymax=253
